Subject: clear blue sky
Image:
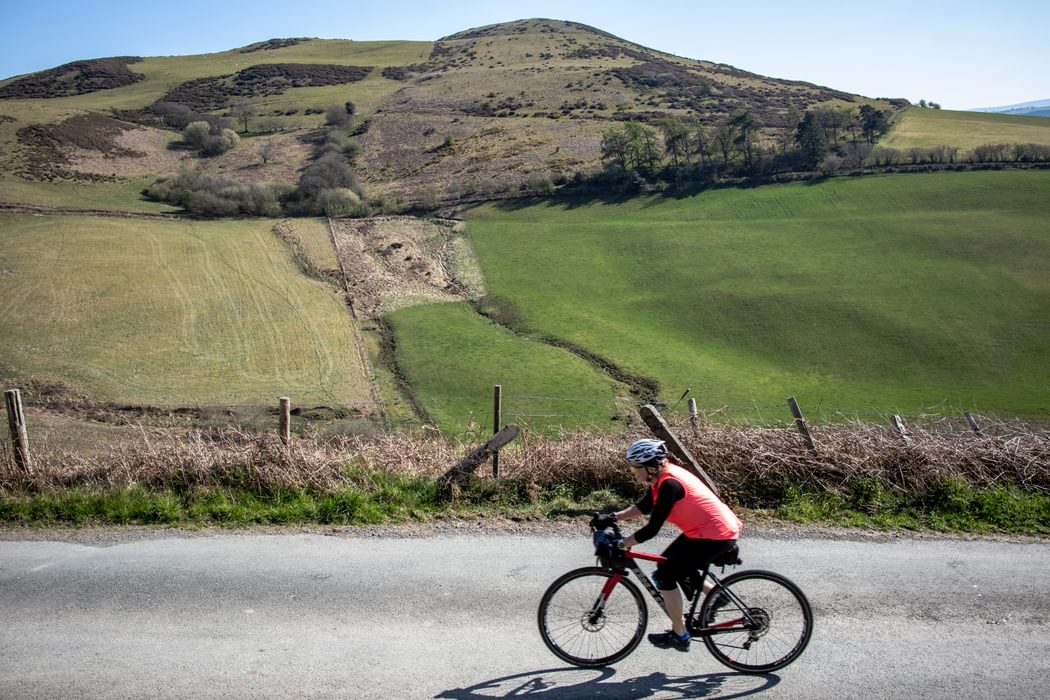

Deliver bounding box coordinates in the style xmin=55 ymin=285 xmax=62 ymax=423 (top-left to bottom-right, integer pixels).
xmin=1 ymin=0 xmax=1047 ymax=110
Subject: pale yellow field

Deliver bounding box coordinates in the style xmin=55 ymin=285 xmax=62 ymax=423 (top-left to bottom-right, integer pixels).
xmin=281 ymin=218 xmax=340 ymax=271
xmin=0 ymin=213 xmax=374 ymax=411
xmin=883 ymin=107 xmax=1050 ymax=150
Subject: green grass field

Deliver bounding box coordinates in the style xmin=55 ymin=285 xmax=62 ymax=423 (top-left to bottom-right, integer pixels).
xmin=0 ymin=213 xmax=372 ymax=409
xmin=384 ymin=170 xmax=1050 ymax=429
xmin=385 ymin=301 xmax=627 ymax=431
xmin=884 ymin=107 xmax=1050 ymax=151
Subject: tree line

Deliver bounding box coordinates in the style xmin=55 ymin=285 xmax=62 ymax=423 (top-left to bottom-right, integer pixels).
xmin=598 ymin=104 xmax=891 ymax=182
xmin=590 ymin=105 xmax=1050 ymax=190
xmin=142 ymin=96 xmax=1050 ymax=217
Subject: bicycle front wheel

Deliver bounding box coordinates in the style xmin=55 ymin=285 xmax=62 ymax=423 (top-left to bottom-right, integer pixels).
xmin=701 ymin=569 xmax=813 ymax=673
xmin=537 ymin=566 xmax=648 ymax=667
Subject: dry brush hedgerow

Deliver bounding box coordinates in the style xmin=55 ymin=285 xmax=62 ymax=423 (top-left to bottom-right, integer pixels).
xmin=2 ymin=419 xmax=1048 ymax=499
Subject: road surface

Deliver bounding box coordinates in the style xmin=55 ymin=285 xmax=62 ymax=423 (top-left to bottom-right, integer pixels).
xmin=1 ymin=525 xmax=1048 ymax=698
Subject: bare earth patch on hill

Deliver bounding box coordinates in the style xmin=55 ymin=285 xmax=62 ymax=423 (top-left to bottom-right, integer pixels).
xmin=69 ymin=124 xmax=186 ymax=177
xmin=329 ymin=216 xmax=485 ymax=318
xmin=15 ymin=112 xmax=170 ymax=182
xmin=357 ymin=111 xmax=599 ymax=203
xmin=209 ymin=133 xmax=314 ymax=184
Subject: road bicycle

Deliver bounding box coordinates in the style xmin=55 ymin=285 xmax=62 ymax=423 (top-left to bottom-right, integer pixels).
xmin=537 ymin=522 xmax=813 ymax=673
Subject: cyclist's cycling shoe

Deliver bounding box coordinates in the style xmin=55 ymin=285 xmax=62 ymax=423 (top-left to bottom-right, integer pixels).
xmin=703 ymin=590 xmax=730 ymax=625
xmin=648 ymin=630 xmax=690 ymax=651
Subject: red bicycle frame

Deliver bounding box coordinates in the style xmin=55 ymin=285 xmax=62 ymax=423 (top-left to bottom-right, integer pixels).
xmin=597 ymin=545 xmax=749 ymax=634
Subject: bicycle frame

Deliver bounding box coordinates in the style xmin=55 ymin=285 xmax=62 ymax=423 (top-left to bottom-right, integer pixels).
xmin=541 ymin=525 xmax=812 ymax=671
xmin=598 ymin=538 xmax=760 ymax=638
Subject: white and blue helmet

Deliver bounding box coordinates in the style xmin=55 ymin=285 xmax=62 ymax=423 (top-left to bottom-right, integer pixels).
xmin=626 ymin=438 xmax=668 ymax=467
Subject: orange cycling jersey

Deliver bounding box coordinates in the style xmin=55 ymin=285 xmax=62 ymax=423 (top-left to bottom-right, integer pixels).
xmin=652 ymin=464 xmax=743 ymax=540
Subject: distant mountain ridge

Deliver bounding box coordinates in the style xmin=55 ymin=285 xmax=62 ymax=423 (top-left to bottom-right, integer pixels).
xmin=971 ymin=98 xmax=1050 ymax=117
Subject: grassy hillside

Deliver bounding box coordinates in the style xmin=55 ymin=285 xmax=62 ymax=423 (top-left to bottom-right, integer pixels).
xmin=385 ymin=301 xmax=628 ymax=431
xmin=0 ymin=40 xmax=431 ymax=112
xmin=884 ymin=107 xmax=1050 ymax=150
xmin=381 ymin=170 xmax=1050 ymax=430
xmin=0 ymin=213 xmax=374 ymax=411
xmin=2 ymin=21 xmax=1048 ymax=438
xmin=0 ymin=39 xmax=430 ymax=212
xmin=0 ymin=20 xmax=901 ymax=213
xmin=354 ymin=19 xmax=898 ymax=203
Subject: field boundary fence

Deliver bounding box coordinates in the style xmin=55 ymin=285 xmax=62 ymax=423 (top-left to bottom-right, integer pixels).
xmin=4 ymin=385 xmax=1048 ymax=499
xmin=4 ymin=384 xmax=1048 ymax=470
xmin=402 ymin=387 xmax=1048 ymax=438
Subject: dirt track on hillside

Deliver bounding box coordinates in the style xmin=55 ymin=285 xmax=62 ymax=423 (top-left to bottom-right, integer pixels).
xmin=0 ymin=202 xmax=180 ymax=219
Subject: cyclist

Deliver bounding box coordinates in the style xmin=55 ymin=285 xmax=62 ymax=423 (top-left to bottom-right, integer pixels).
xmin=594 ymin=438 xmax=743 ymax=651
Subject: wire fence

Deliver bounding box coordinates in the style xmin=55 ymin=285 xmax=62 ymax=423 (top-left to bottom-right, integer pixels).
xmin=392 ymin=390 xmax=1050 ymax=439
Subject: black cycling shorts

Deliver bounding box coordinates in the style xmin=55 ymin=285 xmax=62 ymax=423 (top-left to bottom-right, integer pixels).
xmin=653 ymin=536 xmax=738 ymax=591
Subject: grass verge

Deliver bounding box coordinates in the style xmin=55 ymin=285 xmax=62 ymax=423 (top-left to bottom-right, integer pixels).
xmin=0 ymin=476 xmax=617 ymax=528
xmin=2 ymin=474 xmax=1047 ymax=535
xmin=766 ymin=478 xmax=1050 ymax=534
xmin=2 ymin=417 xmax=1046 ymax=535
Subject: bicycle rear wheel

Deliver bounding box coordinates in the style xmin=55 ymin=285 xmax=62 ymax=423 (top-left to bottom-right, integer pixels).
xmin=537 ymin=566 xmax=648 ymax=667
xmin=700 ymin=570 xmax=813 ymax=673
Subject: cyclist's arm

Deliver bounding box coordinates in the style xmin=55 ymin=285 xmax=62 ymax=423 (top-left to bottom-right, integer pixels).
xmin=613 ymin=504 xmax=643 ymax=522
xmin=624 ymin=479 xmax=683 ymax=547
xmin=613 ymin=487 xmax=655 ymax=523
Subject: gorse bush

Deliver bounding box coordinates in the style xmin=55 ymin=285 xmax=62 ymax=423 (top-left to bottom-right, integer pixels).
xmin=182 ymin=120 xmax=240 ymax=156
xmin=146 ymin=149 xmax=369 ymax=217
xmin=146 ymin=172 xmax=294 ymax=216
xmin=146 ymin=105 xmax=369 ymax=217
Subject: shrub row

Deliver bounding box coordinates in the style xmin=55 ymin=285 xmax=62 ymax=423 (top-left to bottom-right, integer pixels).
xmin=4 ymin=419 xmax=1045 ymax=499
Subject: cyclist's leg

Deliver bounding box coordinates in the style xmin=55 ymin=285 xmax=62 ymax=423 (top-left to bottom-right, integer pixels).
xmin=654 ymin=537 xmax=738 ymax=636
xmin=697 ymin=539 xmax=738 ymax=595
xmin=652 ymin=535 xmax=699 ymax=636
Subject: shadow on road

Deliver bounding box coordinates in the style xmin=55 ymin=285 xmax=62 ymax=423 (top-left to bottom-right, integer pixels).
xmin=436 ymin=667 xmax=780 ymax=699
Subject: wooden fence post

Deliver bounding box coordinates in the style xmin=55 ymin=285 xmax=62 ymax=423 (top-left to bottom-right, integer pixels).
xmin=964 ymin=411 xmax=984 ymax=437
xmin=787 ymin=396 xmax=816 ymax=453
xmin=891 ymin=414 xmax=911 ymax=443
xmin=440 ymin=425 xmax=520 ymax=500
xmin=688 ymin=398 xmax=699 ymax=435
xmin=492 ymin=385 xmax=502 ymax=478
xmin=638 ymin=404 xmax=719 ymax=496
xmin=5 ymin=389 xmax=32 ymax=474
xmin=279 ymin=396 xmax=291 ymax=445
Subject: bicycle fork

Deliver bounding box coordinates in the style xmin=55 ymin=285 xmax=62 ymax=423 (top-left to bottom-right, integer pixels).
xmin=597 ymin=562 xmax=668 ymax=616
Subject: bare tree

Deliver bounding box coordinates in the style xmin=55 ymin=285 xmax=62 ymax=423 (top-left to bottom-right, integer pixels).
xmin=259 ymin=140 xmax=279 ymax=165
xmin=713 ymin=121 xmax=738 ymax=167
xmin=601 ymin=127 xmax=632 ymax=171
xmin=625 ymin=121 xmax=660 ymax=174
xmin=657 ymin=115 xmax=691 ymax=168
xmin=691 ymin=120 xmax=711 ymax=168
xmin=730 ymin=109 xmax=761 ymax=172
xmin=231 ymin=100 xmax=257 ymax=133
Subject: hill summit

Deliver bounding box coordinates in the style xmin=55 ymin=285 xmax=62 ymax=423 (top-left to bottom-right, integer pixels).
xmin=0 ymin=18 xmax=904 ymax=210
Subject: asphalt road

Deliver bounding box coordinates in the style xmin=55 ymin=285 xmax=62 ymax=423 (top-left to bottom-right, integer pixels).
xmin=1 ymin=525 xmax=1048 ymax=699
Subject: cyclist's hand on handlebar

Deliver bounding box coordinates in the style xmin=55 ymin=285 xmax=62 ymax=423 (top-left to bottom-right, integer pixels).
xmin=590 ymin=512 xmax=616 ymax=530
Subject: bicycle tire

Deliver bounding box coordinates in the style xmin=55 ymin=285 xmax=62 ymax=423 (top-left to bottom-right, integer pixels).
xmin=537 ymin=566 xmax=648 ymax=667
xmin=699 ymin=569 xmax=813 ymax=673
